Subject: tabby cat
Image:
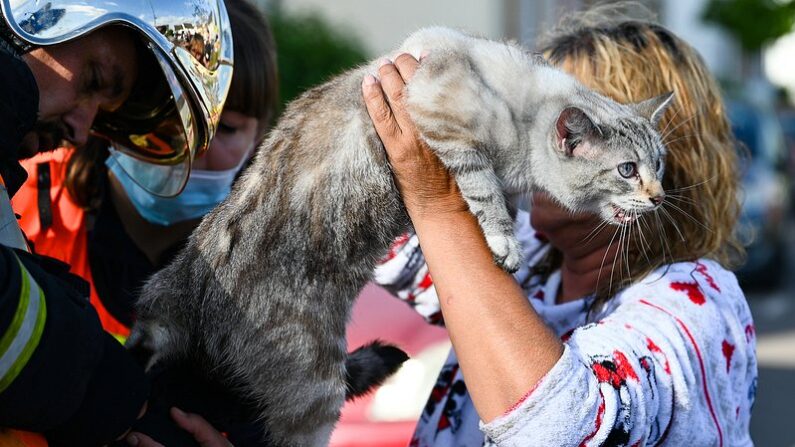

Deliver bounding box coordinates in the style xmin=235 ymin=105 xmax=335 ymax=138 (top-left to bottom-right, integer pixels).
xmin=130 ymin=27 xmax=673 ymax=446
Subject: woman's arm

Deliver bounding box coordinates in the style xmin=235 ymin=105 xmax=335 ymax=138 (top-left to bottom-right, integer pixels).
xmin=362 ymin=55 xmax=563 ymax=422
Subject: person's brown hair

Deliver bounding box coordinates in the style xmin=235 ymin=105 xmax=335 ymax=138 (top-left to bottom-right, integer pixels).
xmin=66 ymin=0 xmax=278 ymax=209
xmin=537 ymin=5 xmax=746 ymax=302
xmin=223 ymin=0 xmax=279 ymax=139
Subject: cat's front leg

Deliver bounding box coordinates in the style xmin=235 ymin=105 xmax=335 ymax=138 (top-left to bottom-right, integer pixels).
xmin=440 ymin=149 xmax=522 ymax=273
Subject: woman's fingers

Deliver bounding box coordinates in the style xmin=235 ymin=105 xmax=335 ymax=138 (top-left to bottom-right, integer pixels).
xmin=376 ymin=54 xmax=420 ymax=135
xmin=362 ymin=52 xmax=464 ymax=215
xmin=363 ymin=53 xmax=424 ymax=166
xmin=170 ymin=407 xmax=232 ymax=447
xmin=125 ymin=432 xmax=163 ymax=447
xmin=123 ymin=408 xmax=232 ymax=447
xmin=393 ymin=53 xmax=420 ymax=82
xmin=362 ymin=75 xmax=401 ymax=144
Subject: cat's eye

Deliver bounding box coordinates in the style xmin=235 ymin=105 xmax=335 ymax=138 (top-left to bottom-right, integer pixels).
xmin=655 ymin=159 xmax=662 ymax=173
xmin=618 ymin=162 xmax=637 ymax=179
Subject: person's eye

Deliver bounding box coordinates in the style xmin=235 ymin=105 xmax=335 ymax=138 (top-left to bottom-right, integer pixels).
xmin=617 ymin=161 xmax=637 ymax=179
xmin=84 ymin=66 xmax=103 ymax=92
xmin=218 ymin=122 xmax=237 ymax=134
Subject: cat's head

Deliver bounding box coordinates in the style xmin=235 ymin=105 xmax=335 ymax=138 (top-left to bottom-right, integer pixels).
xmin=542 ymin=91 xmax=674 ymax=225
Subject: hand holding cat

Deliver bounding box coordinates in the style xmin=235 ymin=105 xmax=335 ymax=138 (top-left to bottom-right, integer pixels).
xmin=362 ymin=54 xmax=468 ymax=220
xmin=125 ymin=407 xmax=232 ymax=447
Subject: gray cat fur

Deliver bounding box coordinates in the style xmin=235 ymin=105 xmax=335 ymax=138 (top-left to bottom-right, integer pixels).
xmin=130 ymin=27 xmax=673 ymax=446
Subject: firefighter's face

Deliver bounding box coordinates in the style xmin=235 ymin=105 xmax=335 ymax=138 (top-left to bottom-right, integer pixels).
xmin=19 ymin=26 xmax=138 ymax=158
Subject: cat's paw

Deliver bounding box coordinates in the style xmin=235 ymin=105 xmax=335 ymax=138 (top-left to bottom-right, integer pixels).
xmin=485 ymin=234 xmax=522 ymax=273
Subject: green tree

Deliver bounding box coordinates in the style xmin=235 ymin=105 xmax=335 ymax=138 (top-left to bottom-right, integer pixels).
xmin=269 ymin=9 xmax=369 ymax=109
xmin=703 ymin=0 xmax=795 ymax=52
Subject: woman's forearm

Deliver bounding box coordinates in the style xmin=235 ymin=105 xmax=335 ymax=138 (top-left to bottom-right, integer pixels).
xmin=409 ymin=207 xmax=563 ymax=422
xmin=362 ymin=56 xmax=563 ymax=422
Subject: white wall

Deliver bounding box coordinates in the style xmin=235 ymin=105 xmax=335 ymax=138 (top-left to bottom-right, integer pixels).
xmin=265 ymin=0 xmax=744 ymax=80
xmin=275 ymin=0 xmax=507 ymax=56
xmin=660 ymin=0 xmax=742 ymax=80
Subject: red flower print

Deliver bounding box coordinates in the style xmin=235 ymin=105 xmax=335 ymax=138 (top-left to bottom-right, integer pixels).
xmin=670 ymin=281 xmax=706 ymax=305
xmin=592 ymin=350 xmax=639 ymax=388
xmin=380 ymin=233 xmax=410 ymax=262
xmin=722 ymin=340 xmax=735 ymax=373
xmin=647 ymin=338 xmax=671 ymax=374
xmin=417 ymin=271 xmax=434 ymax=292
xmin=745 ymin=324 xmax=755 ymax=343
xmin=694 ymin=262 xmax=721 ymax=292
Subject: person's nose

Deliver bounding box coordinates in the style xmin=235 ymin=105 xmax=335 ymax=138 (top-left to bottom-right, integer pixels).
xmin=63 ymin=100 xmax=101 ymax=146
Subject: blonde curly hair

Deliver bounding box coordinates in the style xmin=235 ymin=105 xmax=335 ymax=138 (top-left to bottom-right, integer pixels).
xmin=537 ymin=5 xmax=745 ymax=301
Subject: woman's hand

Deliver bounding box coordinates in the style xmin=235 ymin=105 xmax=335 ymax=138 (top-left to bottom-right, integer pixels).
xmin=361 ymin=54 xmax=467 ymax=218
xmin=125 ymin=407 xmax=232 ymax=447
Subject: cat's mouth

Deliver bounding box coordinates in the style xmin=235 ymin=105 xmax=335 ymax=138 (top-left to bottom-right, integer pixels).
xmin=611 ymin=204 xmax=638 ymax=224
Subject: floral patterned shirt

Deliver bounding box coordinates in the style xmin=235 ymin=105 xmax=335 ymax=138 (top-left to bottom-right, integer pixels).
xmin=374 ymin=210 xmax=757 ymax=446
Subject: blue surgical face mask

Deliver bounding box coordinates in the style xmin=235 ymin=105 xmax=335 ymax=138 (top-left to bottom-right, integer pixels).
xmin=106 ymin=154 xmax=249 ymax=226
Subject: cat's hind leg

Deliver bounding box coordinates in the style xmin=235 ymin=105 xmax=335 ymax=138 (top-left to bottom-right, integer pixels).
xmin=228 ymin=331 xmax=347 ymax=447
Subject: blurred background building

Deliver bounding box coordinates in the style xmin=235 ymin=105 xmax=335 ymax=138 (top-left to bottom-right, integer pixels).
xmin=250 ymin=1 xmax=795 ymax=445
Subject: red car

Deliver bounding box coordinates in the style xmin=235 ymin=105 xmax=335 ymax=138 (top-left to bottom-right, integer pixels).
xmin=331 ymin=284 xmax=450 ymax=447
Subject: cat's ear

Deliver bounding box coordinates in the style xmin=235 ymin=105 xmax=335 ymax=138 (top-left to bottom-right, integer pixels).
xmin=634 ymin=91 xmax=675 ymax=127
xmin=555 ymin=107 xmax=601 ymax=158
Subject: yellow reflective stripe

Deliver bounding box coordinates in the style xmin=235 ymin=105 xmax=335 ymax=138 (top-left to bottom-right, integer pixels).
xmin=0 ymin=257 xmax=47 ymax=393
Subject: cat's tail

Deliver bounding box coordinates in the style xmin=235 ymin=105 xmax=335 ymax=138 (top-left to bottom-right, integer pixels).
xmin=345 ymin=340 xmax=409 ymax=401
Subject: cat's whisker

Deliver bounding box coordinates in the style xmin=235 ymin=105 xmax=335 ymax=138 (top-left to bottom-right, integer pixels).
xmin=624 ymin=213 xmax=634 ymax=286
xmin=580 ymin=218 xmax=613 ymax=246
xmin=665 ymin=193 xmax=697 ymax=206
xmin=659 ymin=105 xmax=685 ymax=138
xmin=662 ymin=133 xmax=706 ymax=147
xmin=610 ymin=220 xmax=627 ymax=294
xmin=653 ymin=210 xmax=672 ymax=266
xmin=636 ymin=212 xmax=653 ymax=266
xmin=597 ymin=224 xmax=622 ymax=299
xmin=663 ymin=201 xmax=714 ymax=234
xmin=660 ymin=113 xmax=697 ymax=142
xmin=666 ymin=175 xmax=717 ymax=193
xmin=658 ymin=205 xmax=687 ymax=242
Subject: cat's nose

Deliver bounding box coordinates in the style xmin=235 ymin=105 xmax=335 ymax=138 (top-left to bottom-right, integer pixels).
xmin=649 ymin=194 xmax=665 ymax=206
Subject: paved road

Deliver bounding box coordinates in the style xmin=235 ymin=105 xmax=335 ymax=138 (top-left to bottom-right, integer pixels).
xmin=748 ymin=286 xmax=795 ymax=447
xmin=747 ymin=218 xmax=795 ymax=447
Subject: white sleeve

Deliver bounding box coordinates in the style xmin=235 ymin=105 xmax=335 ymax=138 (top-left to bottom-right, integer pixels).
xmin=372 ymin=210 xmax=545 ymax=326
xmin=372 ymin=232 xmax=444 ymax=325
xmin=481 ymin=261 xmax=756 ymax=447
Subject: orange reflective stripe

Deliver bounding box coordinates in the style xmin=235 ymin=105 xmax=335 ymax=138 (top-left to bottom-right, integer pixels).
xmin=10 ymin=149 xmax=130 ymax=341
